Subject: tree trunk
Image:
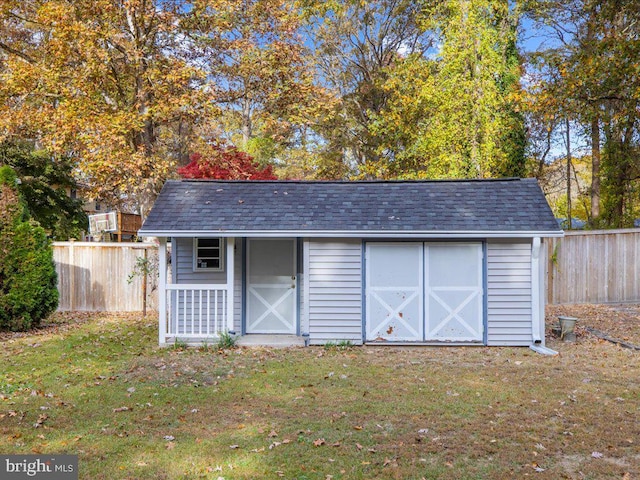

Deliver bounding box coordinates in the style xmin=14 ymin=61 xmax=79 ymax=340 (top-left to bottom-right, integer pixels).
xmin=565 ymin=118 xmax=572 ymax=230
xmin=590 ymin=115 xmax=601 ymax=222
xmin=242 ymin=96 xmax=252 ymax=149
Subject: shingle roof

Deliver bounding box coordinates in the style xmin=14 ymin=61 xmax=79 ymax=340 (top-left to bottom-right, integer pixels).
xmin=139 ymin=178 xmax=562 ymax=238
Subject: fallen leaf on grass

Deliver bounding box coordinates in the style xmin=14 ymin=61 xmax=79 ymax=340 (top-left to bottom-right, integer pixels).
xmin=353 ymin=425 xmax=363 ymax=430
xmin=229 ymin=445 xmax=239 ymax=449
xmin=113 ymin=406 xmax=130 ymax=413
xmin=591 ymin=451 xmax=603 ymax=458
xmin=33 ymin=414 xmax=48 ymax=428
xmin=313 ymin=438 xmax=325 ymax=447
xmin=532 ymin=462 xmax=545 ymax=472
xmin=268 ymin=430 xmax=278 ymax=438
xmin=355 ymin=443 xmax=363 ymax=450
xmin=332 ymin=442 xmax=341 ymax=447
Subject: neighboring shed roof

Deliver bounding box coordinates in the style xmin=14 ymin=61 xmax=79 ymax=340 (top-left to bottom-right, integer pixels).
xmin=139 ymin=178 xmax=563 ymax=238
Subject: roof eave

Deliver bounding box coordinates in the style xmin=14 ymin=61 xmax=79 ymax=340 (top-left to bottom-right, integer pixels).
xmin=138 ymin=229 xmax=565 ymax=239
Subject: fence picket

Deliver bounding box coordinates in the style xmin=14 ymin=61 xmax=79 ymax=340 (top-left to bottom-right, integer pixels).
xmin=547 ymin=229 xmax=640 ymax=304
xmin=52 ymin=242 xmax=158 ymax=312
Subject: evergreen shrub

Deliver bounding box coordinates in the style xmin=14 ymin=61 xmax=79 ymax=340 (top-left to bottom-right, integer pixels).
xmin=0 ymin=166 xmax=58 ymax=331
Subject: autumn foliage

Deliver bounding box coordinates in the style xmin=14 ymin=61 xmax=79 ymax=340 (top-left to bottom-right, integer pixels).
xmin=177 ymin=147 xmax=277 ymax=180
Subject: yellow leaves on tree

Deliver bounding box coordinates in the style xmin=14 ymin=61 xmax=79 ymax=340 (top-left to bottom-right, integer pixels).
xmin=0 ymin=0 xmax=207 ymax=216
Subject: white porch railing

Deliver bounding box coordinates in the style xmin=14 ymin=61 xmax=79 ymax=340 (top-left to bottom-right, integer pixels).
xmin=165 ymin=284 xmax=230 ymax=339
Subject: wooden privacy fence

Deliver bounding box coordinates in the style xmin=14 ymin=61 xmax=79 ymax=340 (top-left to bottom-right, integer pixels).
xmin=53 ymin=242 xmax=158 ymax=312
xmin=53 ymin=231 xmax=640 ymax=311
xmin=547 ymin=228 xmax=640 ymax=305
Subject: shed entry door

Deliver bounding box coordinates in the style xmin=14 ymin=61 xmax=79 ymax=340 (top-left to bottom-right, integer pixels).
xmin=366 ymin=243 xmax=483 ymax=342
xmin=246 ymin=239 xmax=297 ymax=334
xmin=366 ymin=243 xmax=424 ymax=341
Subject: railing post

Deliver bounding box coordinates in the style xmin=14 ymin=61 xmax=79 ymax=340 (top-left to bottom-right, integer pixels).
xmin=226 ymin=237 xmax=235 ymax=332
xmin=158 ymin=237 xmax=167 ymax=345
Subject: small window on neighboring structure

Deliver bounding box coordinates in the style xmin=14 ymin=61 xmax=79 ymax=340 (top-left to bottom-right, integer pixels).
xmin=194 ymin=238 xmax=224 ymax=271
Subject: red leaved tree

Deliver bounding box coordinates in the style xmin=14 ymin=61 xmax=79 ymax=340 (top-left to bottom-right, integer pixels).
xmin=177 ymin=146 xmax=277 ymax=180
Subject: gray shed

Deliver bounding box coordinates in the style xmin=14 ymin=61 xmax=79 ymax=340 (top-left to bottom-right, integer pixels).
xmin=139 ymin=178 xmax=563 ymax=347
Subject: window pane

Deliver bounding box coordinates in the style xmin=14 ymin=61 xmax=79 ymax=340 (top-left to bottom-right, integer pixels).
xmin=197 ymin=258 xmax=220 ymax=269
xmin=198 ymin=248 xmax=220 ymax=258
xmin=199 ymin=238 xmax=220 ymax=248
xmin=195 ymin=238 xmax=223 ymax=270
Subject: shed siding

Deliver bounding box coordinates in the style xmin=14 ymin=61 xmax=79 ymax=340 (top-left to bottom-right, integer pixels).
xmin=233 ymin=242 xmax=242 ymax=333
xmin=486 ymin=241 xmax=533 ymax=346
xmin=174 ymin=237 xmax=227 ymax=284
xmin=172 ymin=237 xmax=241 ymax=335
xmin=307 ymin=239 xmax=363 ymax=344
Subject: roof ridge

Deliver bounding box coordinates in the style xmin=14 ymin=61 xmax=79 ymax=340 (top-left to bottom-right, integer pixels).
xmin=175 ymin=177 xmax=526 ymax=184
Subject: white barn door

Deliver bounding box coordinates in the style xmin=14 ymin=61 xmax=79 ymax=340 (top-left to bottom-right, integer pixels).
xmin=425 ymin=244 xmax=483 ymax=342
xmin=366 ymin=243 xmax=423 ymax=341
xmin=247 ymin=239 xmax=297 ymax=334
xmin=366 ymin=242 xmax=484 ymax=343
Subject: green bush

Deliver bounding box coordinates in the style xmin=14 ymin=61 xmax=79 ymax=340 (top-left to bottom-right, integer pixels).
xmin=0 ymin=166 xmax=58 ymax=331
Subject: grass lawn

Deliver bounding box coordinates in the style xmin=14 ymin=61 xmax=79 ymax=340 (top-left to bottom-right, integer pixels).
xmin=1 ymin=311 xmax=638 ymax=480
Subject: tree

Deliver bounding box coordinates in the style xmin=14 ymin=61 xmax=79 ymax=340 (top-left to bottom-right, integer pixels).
xmin=307 ymin=0 xmax=433 ymax=178
xmin=372 ymin=0 xmax=526 ymax=179
xmin=0 ymin=140 xmax=87 ymax=240
xmin=177 ymin=146 xmax=277 ymax=180
xmin=0 ymin=0 xmax=208 ymax=217
xmin=184 ymin=0 xmax=328 ymax=174
xmin=524 ymin=0 xmax=640 ymax=228
xmin=0 ymin=165 xmax=58 ymax=331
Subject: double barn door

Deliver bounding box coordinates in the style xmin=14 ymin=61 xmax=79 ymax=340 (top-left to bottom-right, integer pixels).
xmin=366 ymin=243 xmax=483 ymax=343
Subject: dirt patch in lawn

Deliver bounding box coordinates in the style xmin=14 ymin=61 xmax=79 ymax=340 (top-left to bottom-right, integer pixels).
xmin=546 ymin=303 xmax=640 ymax=348
xmin=0 ymin=312 xmax=147 ymax=342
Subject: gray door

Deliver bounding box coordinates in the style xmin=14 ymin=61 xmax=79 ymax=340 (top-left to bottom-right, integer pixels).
xmin=366 ymin=242 xmax=483 ymax=342
xmin=246 ymin=239 xmax=297 ymax=334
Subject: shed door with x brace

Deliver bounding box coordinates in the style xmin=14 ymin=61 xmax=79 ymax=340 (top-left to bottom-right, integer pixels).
xmin=246 ymin=239 xmax=297 ymax=334
xmin=365 ymin=243 xmax=484 ymax=343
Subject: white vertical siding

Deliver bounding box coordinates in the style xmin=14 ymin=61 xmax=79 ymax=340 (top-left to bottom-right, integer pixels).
xmin=307 ymin=239 xmax=363 ymax=344
xmin=486 ymin=241 xmax=533 ymax=346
